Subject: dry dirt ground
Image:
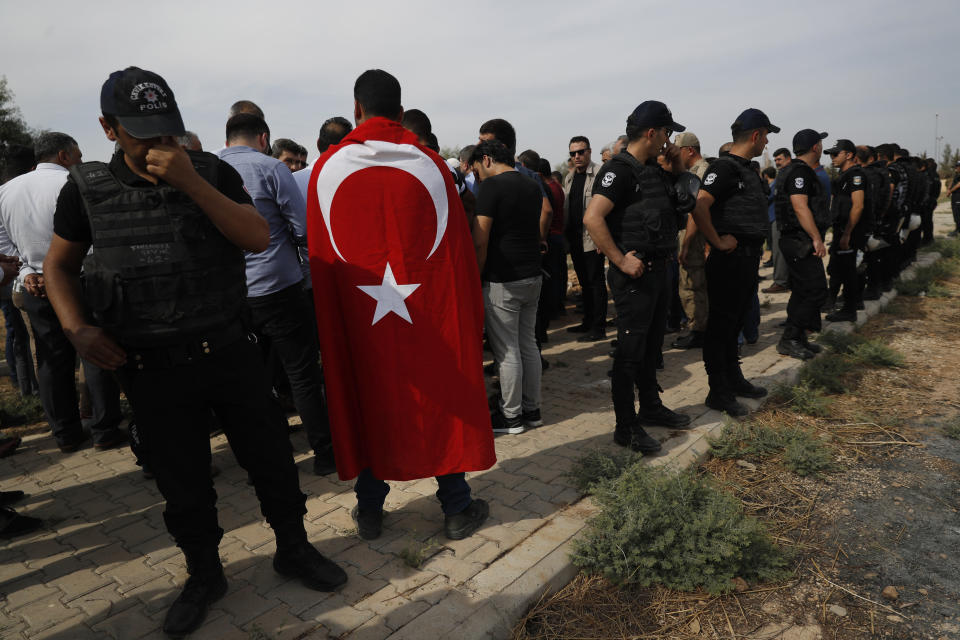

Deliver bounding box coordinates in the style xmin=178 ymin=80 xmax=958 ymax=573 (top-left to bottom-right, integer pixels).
xmin=514 ymin=265 xmax=960 ymax=640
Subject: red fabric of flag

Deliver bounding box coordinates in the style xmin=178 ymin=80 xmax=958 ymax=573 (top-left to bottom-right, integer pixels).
xmin=306 ymin=117 xmax=495 ymax=481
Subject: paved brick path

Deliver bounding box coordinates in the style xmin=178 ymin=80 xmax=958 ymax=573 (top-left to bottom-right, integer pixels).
xmin=0 ymin=213 xmax=951 ymax=639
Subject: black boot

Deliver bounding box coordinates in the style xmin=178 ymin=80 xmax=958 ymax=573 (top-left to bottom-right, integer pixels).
xmin=163 ymin=547 xmax=228 ymax=638
xmin=777 ymin=326 xmax=815 ymax=360
xmin=273 ymin=524 xmax=347 ymax=592
xmin=705 ymin=373 xmax=749 ymax=417
xmin=727 ymin=365 xmax=767 ymax=399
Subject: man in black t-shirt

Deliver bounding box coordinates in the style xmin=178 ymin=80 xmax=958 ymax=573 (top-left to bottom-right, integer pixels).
xmin=773 ymin=129 xmax=830 ymax=359
xmin=689 ymin=108 xmax=778 ymax=417
xmin=583 ymin=101 xmax=692 ymax=455
xmin=824 ymin=139 xmax=868 ymax=322
xmin=471 ymin=140 xmax=544 ymax=435
xmin=43 ymin=67 xmax=346 ymax=637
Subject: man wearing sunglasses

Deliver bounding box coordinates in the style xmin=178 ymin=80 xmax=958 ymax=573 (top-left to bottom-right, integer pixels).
xmin=563 ymin=136 xmax=607 ymax=342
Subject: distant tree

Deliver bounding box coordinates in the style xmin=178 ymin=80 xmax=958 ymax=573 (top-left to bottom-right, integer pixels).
xmin=0 ymin=76 xmax=36 ymax=179
xmin=438 ymin=145 xmax=461 ymax=160
xmin=940 ymin=143 xmax=956 ymax=180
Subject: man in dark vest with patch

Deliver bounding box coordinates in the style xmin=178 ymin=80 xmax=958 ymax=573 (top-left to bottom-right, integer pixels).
xmin=824 ymin=139 xmax=870 ymax=323
xmin=42 ymin=67 xmax=347 ymax=638
xmin=687 ymin=108 xmax=777 ymax=417
xmin=583 ymin=101 xmax=692 ymax=455
xmin=773 ymin=129 xmax=831 ymax=360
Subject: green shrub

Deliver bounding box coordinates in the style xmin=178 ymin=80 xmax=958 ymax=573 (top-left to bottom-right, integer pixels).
xmin=769 ymin=382 xmax=833 ymax=417
xmin=709 ymin=421 xmax=797 ymax=460
xmin=849 ymin=341 xmax=905 ymax=368
xmin=930 ymin=237 xmax=960 ymax=259
xmin=798 ymin=354 xmax=857 ymax=394
xmin=397 ymin=537 xmax=440 ymax=569
xmin=782 ymin=434 xmax=835 ymax=477
xmin=0 ymin=394 xmax=44 ymax=428
xmin=816 ymin=330 xmax=868 ymax=355
xmin=571 ymin=466 xmax=791 ymax=594
xmin=896 ymin=260 xmax=956 ymax=297
xmin=943 ymin=419 xmax=960 ymax=440
xmin=566 ymin=449 xmax=640 ymax=493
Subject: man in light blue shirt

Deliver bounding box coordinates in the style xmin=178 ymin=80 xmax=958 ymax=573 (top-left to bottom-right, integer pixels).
xmin=219 ymin=113 xmax=334 ymax=476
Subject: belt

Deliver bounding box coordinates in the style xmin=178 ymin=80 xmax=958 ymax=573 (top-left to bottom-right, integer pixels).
xmin=125 ymin=321 xmax=249 ymax=370
xmin=731 ymin=239 xmax=764 ymax=256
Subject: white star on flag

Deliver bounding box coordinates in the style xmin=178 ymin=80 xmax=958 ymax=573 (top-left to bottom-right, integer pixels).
xmin=357 ymin=263 xmax=421 ymax=325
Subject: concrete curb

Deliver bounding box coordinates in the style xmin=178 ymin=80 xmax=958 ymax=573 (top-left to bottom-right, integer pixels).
xmin=433 ymin=250 xmax=942 ymax=640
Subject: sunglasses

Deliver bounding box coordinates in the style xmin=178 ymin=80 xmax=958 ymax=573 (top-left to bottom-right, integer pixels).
xmin=569 ymin=148 xmax=590 ymax=157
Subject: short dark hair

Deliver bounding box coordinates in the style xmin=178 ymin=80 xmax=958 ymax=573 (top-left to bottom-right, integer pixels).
xmin=318 ymin=116 xmax=352 ymax=152
xmin=424 ymin=132 xmax=439 ymax=153
xmin=271 ymin=138 xmax=301 ymax=158
xmin=459 ymin=144 xmax=475 ymax=163
xmin=926 ymin=158 xmax=937 ymax=171
xmin=537 ymin=158 xmax=552 ymax=178
xmin=731 ymin=125 xmax=760 ymax=144
xmin=569 ymin=135 xmax=590 ymax=148
xmin=33 ymin=132 xmax=78 ymax=163
xmin=551 ymin=171 xmax=564 ymax=183
xmin=773 ymin=147 xmax=791 ymax=159
xmin=517 ymin=149 xmax=541 ymax=171
xmin=354 ymin=69 xmax=401 ymax=119
xmin=401 ymin=108 xmax=432 ymax=141
xmin=762 ymin=166 xmax=777 ymax=179
xmin=479 ymin=119 xmax=516 ymax=156
xmin=855 ymin=146 xmax=874 ymax=164
xmin=469 ymin=139 xmax=513 ymax=166
xmin=226 ymin=113 xmax=270 ymax=142
xmin=876 ymin=144 xmax=895 ymax=161
xmin=229 ymin=100 xmax=264 ymax=119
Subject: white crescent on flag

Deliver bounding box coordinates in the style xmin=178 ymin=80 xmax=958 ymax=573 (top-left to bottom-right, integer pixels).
xmin=314 ymin=140 xmax=449 ymax=262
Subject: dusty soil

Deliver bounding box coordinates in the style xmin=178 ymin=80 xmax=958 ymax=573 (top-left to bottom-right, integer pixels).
xmin=514 ymin=260 xmax=960 ymax=640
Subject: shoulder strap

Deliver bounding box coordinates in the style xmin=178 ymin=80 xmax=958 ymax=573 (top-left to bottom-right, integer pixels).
xmin=186 ymin=150 xmax=219 ymax=186
xmin=68 ymin=161 xmax=124 ymax=205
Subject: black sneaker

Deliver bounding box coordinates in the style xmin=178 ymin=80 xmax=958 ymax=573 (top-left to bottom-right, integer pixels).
xmin=313 ymin=446 xmax=337 ymax=476
xmin=566 ymin=324 xmax=590 ymax=334
xmin=705 ymin=392 xmax=749 ymax=417
xmin=0 ymin=506 xmax=41 ymax=539
xmin=162 ymin=570 xmax=228 ymax=638
xmin=57 ymin=432 xmax=90 ymax=453
xmin=777 ymin=339 xmax=815 ymax=360
xmin=613 ymin=429 xmax=632 ymax=447
xmin=444 ymin=499 xmax=489 ymax=540
xmin=801 ymin=338 xmax=823 ymax=354
xmin=637 ymin=405 xmax=692 ymax=429
xmin=491 ymin=412 xmax=525 ymax=435
xmin=350 ymin=505 xmax=384 ymax=541
xmin=630 ymin=429 xmax=662 ymax=455
xmin=0 ymin=490 xmax=25 ymax=506
xmin=521 ymin=409 xmax=543 ymax=428
xmin=730 ymin=378 xmax=768 ymax=399
xmin=825 ymin=310 xmax=857 ymax=323
xmin=577 ymin=331 xmax=606 ymax=343
xmin=273 ymin=541 xmax=348 ymax=591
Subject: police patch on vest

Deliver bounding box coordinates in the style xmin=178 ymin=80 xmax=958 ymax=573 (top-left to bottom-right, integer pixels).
xmin=794 ymin=177 xmax=804 ymax=189
xmin=601 ymin=172 xmax=615 ymax=188
xmin=704 ymin=173 xmax=716 ymax=186
xmin=853 ymin=175 xmax=862 ymax=186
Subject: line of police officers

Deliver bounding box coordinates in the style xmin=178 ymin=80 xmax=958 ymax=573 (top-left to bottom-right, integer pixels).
xmin=584 ymin=102 xmax=944 ymax=448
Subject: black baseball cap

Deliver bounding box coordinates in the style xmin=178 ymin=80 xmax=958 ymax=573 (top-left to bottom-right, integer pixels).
xmin=100 ymin=67 xmax=185 ymax=139
xmin=627 ymin=101 xmax=685 ymax=132
xmin=731 ymin=108 xmax=780 ymax=134
xmin=792 ymin=129 xmax=828 ymax=154
xmin=825 ymin=139 xmax=856 ymax=155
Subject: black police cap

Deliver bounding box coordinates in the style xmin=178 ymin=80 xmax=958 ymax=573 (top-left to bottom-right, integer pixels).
xmin=825 ymin=139 xmax=856 ymax=155
xmin=627 ymin=101 xmax=685 ymax=132
xmin=731 ymin=108 xmax=780 ymax=134
xmin=100 ymin=67 xmax=186 ymax=139
xmin=792 ymin=129 xmax=828 ymax=154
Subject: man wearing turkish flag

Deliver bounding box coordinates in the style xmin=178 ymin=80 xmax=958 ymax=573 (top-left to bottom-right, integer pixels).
xmin=307 ymin=70 xmax=494 ymax=541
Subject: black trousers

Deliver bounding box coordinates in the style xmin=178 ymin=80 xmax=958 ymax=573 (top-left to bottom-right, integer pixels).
xmin=921 ymin=203 xmax=935 ymax=244
xmin=703 ymin=248 xmax=761 ymax=393
xmin=20 ymin=293 xmax=122 ymax=445
xmin=608 ymin=261 xmax=667 ymax=430
xmin=248 ymin=283 xmax=332 ymax=455
xmin=568 ymin=241 xmax=607 ymax=333
xmin=953 ymin=202 xmax=960 ymax=232
xmin=118 ymin=337 xmax=306 ymax=549
xmin=780 ymin=234 xmax=827 ymax=333
xmin=827 ymin=232 xmax=865 ymax=313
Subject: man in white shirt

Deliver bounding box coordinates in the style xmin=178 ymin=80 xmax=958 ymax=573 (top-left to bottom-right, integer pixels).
xmin=0 ymin=133 xmax=124 ymax=452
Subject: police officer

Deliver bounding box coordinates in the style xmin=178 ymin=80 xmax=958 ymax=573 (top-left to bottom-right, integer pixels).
xmin=923 ymin=158 xmax=940 ymax=245
xmin=687 ymin=108 xmax=776 ymax=417
xmin=583 ymin=101 xmax=692 ymax=454
xmin=773 ymin=129 xmax=831 ymax=360
xmin=883 ymin=144 xmax=913 ymax=277
xmin=824 ymin=139 xmax=870 ymax=322
xmin=854 ymin=145 xmax=890 ymax=301
xmin=949 ymin=160 xmax=960 ymax=236
xmin=43 ymin=67 xmax=346 ymax=637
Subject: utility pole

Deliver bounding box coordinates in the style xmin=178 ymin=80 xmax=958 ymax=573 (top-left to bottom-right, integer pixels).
xmin=935 ymin=113 xmax=939 ymax=161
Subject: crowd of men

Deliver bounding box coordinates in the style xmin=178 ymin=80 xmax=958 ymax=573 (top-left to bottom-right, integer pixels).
xmin=0 ymin=66 xmax=956 ymax=637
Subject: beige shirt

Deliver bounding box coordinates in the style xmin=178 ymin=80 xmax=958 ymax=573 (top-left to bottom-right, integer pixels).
xmin=689 ymin=157 xmax=709 ymax=180
xmin=563 ymin=161 xmax=603 ymax=251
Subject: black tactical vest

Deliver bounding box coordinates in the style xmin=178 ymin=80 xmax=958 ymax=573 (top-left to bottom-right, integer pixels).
xmin=831 ymin=166 xmax=873 ymax=234
xmin=707 ymin=156 xmax=768 ymax=239
xmin=774 ymin=160 xmax=831 ymax=233
xmin=887 ymin=160 xmax=909 ymax=222
xmin=605 ymin=152 xmax=678 ymax=255
xmin=867 ymin=161 xmax=896 ymax=235
xmin=902 ymin=160 xmax=924 ymax=214
xmin=70 ymin=152 xmax=248 ymax=347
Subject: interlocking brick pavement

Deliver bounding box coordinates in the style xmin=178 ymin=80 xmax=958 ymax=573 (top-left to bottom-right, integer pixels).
xmin=0 ymin=215 xmax=950 ymax=639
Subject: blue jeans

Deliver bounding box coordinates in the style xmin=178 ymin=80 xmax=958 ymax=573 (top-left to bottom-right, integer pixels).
xmin=355 ymin=468 xmax=471 ymax=515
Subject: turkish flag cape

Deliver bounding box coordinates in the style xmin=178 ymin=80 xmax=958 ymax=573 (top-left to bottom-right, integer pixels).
xmin=306 ymin=117 xmax=495 ymax=481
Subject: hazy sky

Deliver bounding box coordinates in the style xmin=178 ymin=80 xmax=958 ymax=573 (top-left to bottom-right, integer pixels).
xmin=3 ymin=1 xmax=958 ymax=168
